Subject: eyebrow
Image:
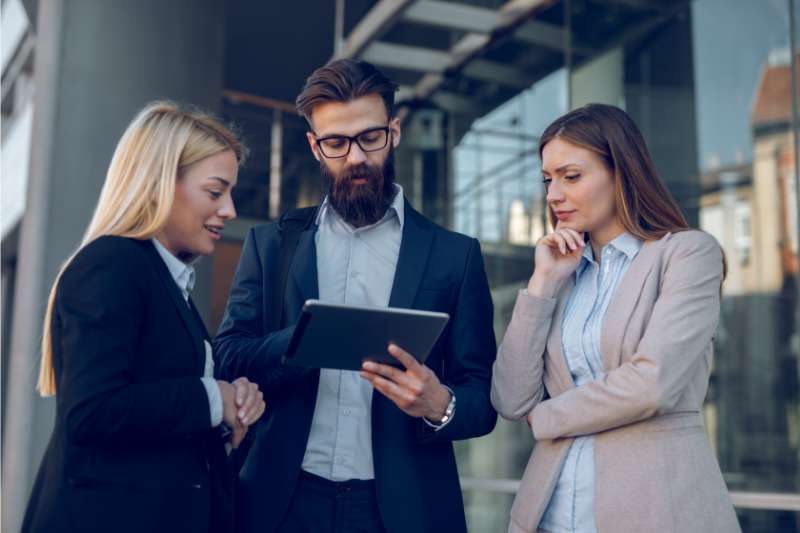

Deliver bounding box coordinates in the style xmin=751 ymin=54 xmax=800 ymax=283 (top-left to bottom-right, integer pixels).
xmin=315 ymin=125 xmax=387 ymax=139
xmin=542 ymin=163 xmax=583 ymax=175
xmin=207 ymin=176 xmax=231 ymax=187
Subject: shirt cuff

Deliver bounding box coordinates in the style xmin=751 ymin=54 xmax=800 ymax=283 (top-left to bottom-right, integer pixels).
xmin=201 ymin=377 xmax=223 ymax=427
xmin=423 ymin=385 xmax=455 ymax=432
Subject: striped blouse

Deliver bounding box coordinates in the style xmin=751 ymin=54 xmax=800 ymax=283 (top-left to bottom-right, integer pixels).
xmin=539 ymin=232 xmax=643 ymax=533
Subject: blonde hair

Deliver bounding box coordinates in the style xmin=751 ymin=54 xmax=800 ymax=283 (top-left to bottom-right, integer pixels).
xmin=38 ymin=101 xmax=246 ymax=396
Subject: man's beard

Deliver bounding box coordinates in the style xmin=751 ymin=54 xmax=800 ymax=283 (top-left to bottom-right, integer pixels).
xmin=320 ymin=149 xmax=397 ymax=228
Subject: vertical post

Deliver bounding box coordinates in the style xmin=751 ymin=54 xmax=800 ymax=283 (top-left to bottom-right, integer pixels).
xmin=335 ymin=0 xmax=346 ymax=57
xmin=270 ymin=109 xmax=283 ymax=219
xmin=475 ymin=131 xmax=483 ymax=238
xmin=564 ymin=0 xmax=573 ymax=110
xmin=789 ymin=0 xmax=800 ymax=256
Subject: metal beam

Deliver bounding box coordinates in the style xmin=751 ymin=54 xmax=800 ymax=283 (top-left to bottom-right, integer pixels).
xmin=513 ymin=19 xmax=593 ymax=56
xmin=403 ymin=0 xmax=498 ymax=33
xmin=222 ymin=89 xmax=297 ymax=114
xmin=430 ymin=91 xmax=493 ymax=116
xmin=335 ymin=0 xmax=417 ymax=60
xmin=361 ymin=41 xmax=451 ymax=72
xmin=362 ymin=40 xmax=535 ymax=88
xmin=412 ymin=0 xmax=556 ymax=99
xmin=601 ymin=0 xmax=667 ymax=9
xmin=464 ymin=59 xmax=537 ymax=89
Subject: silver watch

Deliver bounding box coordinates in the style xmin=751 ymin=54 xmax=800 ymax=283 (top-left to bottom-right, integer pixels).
xmin=438 ymin=385 xmax=456 ymax=424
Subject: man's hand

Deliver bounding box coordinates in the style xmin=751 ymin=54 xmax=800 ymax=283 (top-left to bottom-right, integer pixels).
xmin=360 ymin=343 xmax=451 ymax=421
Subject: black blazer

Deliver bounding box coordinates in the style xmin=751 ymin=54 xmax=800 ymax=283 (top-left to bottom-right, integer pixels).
xmin=214 ymin=201 xmax=497 ymax=533
xmin=23 ymin=236 xmax=233 ymax=533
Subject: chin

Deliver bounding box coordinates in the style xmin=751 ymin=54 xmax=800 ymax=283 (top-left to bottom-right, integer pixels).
xmin=186 ymin=241 xmax=214 ymax=258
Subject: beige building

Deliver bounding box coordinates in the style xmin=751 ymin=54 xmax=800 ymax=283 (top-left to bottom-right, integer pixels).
xmin=700 ymin=54 xmax=799 ymax=296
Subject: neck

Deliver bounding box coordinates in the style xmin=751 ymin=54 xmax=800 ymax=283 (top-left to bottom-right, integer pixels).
xmin=154 ymin=234 xmax=195 ymax=264
xmin=588 ymin=221 xmax=625 ymax=260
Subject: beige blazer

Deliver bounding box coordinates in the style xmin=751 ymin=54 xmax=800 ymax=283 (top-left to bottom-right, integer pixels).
xmin=491 ymin=230 xmax=741 ymax=533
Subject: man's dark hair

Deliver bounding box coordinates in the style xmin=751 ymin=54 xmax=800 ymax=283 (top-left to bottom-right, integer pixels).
xmin=295 ymin=59 xmax=398 ymax=124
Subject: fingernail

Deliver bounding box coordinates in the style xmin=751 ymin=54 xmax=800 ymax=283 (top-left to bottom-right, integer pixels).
xmin=238 ymin=409 xmax=245 ymax=418
xmin=363 ymin=362 xmax=374 ymax=370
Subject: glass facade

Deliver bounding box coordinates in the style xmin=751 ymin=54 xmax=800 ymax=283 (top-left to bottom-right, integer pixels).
xmin=420 ymin=1 xmax=800 ymax=532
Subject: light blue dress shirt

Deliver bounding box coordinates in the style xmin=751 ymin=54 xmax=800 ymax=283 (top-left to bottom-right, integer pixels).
xmin=539 ymin=232 xmax=642 ymax=533
xmin=151 ymin=238 xmax=223 ymax=427
xmin=301 ymin=185 xmax=405 ymax=481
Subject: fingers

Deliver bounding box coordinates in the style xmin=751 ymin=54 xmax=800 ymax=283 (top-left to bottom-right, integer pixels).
xmin=232 ymin=378 xmax=265 ymax=425
xmin=232 ymin=378 xmax=248 ymax=407
xmin=387 ymin=344 xmax=421 ymax=371
xmin=230 ymin=422 xmax=247 ymax=449
xmin=540 ymin=229 xmax=584 ymax=255
xmin=560 ymin=228 xmax=584 ymax=251
xmin=360 ymin=360 xmax=423 ymax=393
xmin=361 ymin=372 xmax=416 ymax=411
xmin=240 ymin=384 xmax=264 ymax=425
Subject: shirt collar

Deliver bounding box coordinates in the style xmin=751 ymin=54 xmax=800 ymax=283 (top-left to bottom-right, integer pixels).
xmin=576 ymin=231 xmax=643 ymax=275
xmin=151 ymin=238 xmax=196 ymax=296
xmin=316 ymin=183 xmax=405 ymax=230
xmin=608 ymin=231 xmax=643 ymax=260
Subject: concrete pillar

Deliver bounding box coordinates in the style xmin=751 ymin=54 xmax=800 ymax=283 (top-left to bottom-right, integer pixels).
xmin=2 ymin=1 xmax=226 ymax=531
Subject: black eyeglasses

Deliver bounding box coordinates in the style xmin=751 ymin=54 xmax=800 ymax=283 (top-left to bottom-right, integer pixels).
xmin=314 ymin=126 xmax=390 ymax=159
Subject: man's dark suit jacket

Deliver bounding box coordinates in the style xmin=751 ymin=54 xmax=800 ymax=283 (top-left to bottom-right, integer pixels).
xmin=23 ymin=236 xmax=232 ymax=533
xmin=214 ymin=200 xmax=497 ymax=533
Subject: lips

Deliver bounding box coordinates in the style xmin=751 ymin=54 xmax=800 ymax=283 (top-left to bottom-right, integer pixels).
xmin=204 ymin=225 xmax=223 ymax=238
xmin=554 ymin=210 xmax=574 ymax=221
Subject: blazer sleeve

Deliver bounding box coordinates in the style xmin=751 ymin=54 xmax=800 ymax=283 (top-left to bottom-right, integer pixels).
xmin=490 ymin=290 xmax=558 ymax=420
xmin=58 ymin=241 xmax=212 ymax=447
xmin=530 ymin=232 xmax=724 ymax=440
xmin=213 ymin=226 xmax=308 ymax=392
xmin=418 ymin=238 xmax=498 ymax=443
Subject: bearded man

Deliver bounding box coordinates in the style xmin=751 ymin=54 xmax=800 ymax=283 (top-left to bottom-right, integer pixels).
xmin=214 ymin=59 xmax=497 ymax=533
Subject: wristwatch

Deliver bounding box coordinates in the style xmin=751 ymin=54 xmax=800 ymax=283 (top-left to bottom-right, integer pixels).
xmin=424 ymin=385 xmax=456 ymax=429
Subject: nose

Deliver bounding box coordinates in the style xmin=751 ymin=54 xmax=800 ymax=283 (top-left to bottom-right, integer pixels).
xmin=345 ymin=141 xmax=368 ymax=166
xmin=219 ymin=193 xmax=237 ymax=220
xmin=546 ymin=179 xmax=564 ymax=205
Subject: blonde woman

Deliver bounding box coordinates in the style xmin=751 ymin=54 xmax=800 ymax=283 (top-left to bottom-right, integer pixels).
xmin=22 ymin=102 xmax=266 ymax=533
xmin=491 ymin=104 xmax=739 ymax=533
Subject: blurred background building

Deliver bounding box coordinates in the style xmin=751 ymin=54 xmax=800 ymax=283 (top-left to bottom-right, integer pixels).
xmin=2 ymin=0 xmax=799 ymax=531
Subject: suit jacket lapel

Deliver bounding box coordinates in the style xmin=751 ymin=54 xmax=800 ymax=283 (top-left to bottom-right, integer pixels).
xmin=599 ymin=233 xmax=669 ymax=371
xmin=142 ymin=240 xmax=206 ymax=375
xmin=289 ymin=226 xmax=320 ymax=305
xmin=388 ymin=202 xmax=434 ymax=309
xmin=188 ymin=298 xmax=210 ymax=340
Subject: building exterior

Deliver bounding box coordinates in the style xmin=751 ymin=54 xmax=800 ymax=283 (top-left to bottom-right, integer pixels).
xmin=2 ymin=1 xmax=799 ymax=531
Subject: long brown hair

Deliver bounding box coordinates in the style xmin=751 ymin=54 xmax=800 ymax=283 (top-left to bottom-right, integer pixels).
xmin=539 ymin=103 xmax=689 ymax=240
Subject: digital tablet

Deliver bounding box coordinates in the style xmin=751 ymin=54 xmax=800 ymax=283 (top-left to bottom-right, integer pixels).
xmin=283 ymin=300 xmax=450 ymax=371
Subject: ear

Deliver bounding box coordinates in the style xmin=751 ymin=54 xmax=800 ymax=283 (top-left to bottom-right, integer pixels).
xmin=306 ymin=131 xmax=321 ymax=162
xmin=389 ymin=117 xmax=401 ymax=147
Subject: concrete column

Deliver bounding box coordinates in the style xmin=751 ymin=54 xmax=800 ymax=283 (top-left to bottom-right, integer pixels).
xmin=2 ymin=1 xmax=226 ymax=531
